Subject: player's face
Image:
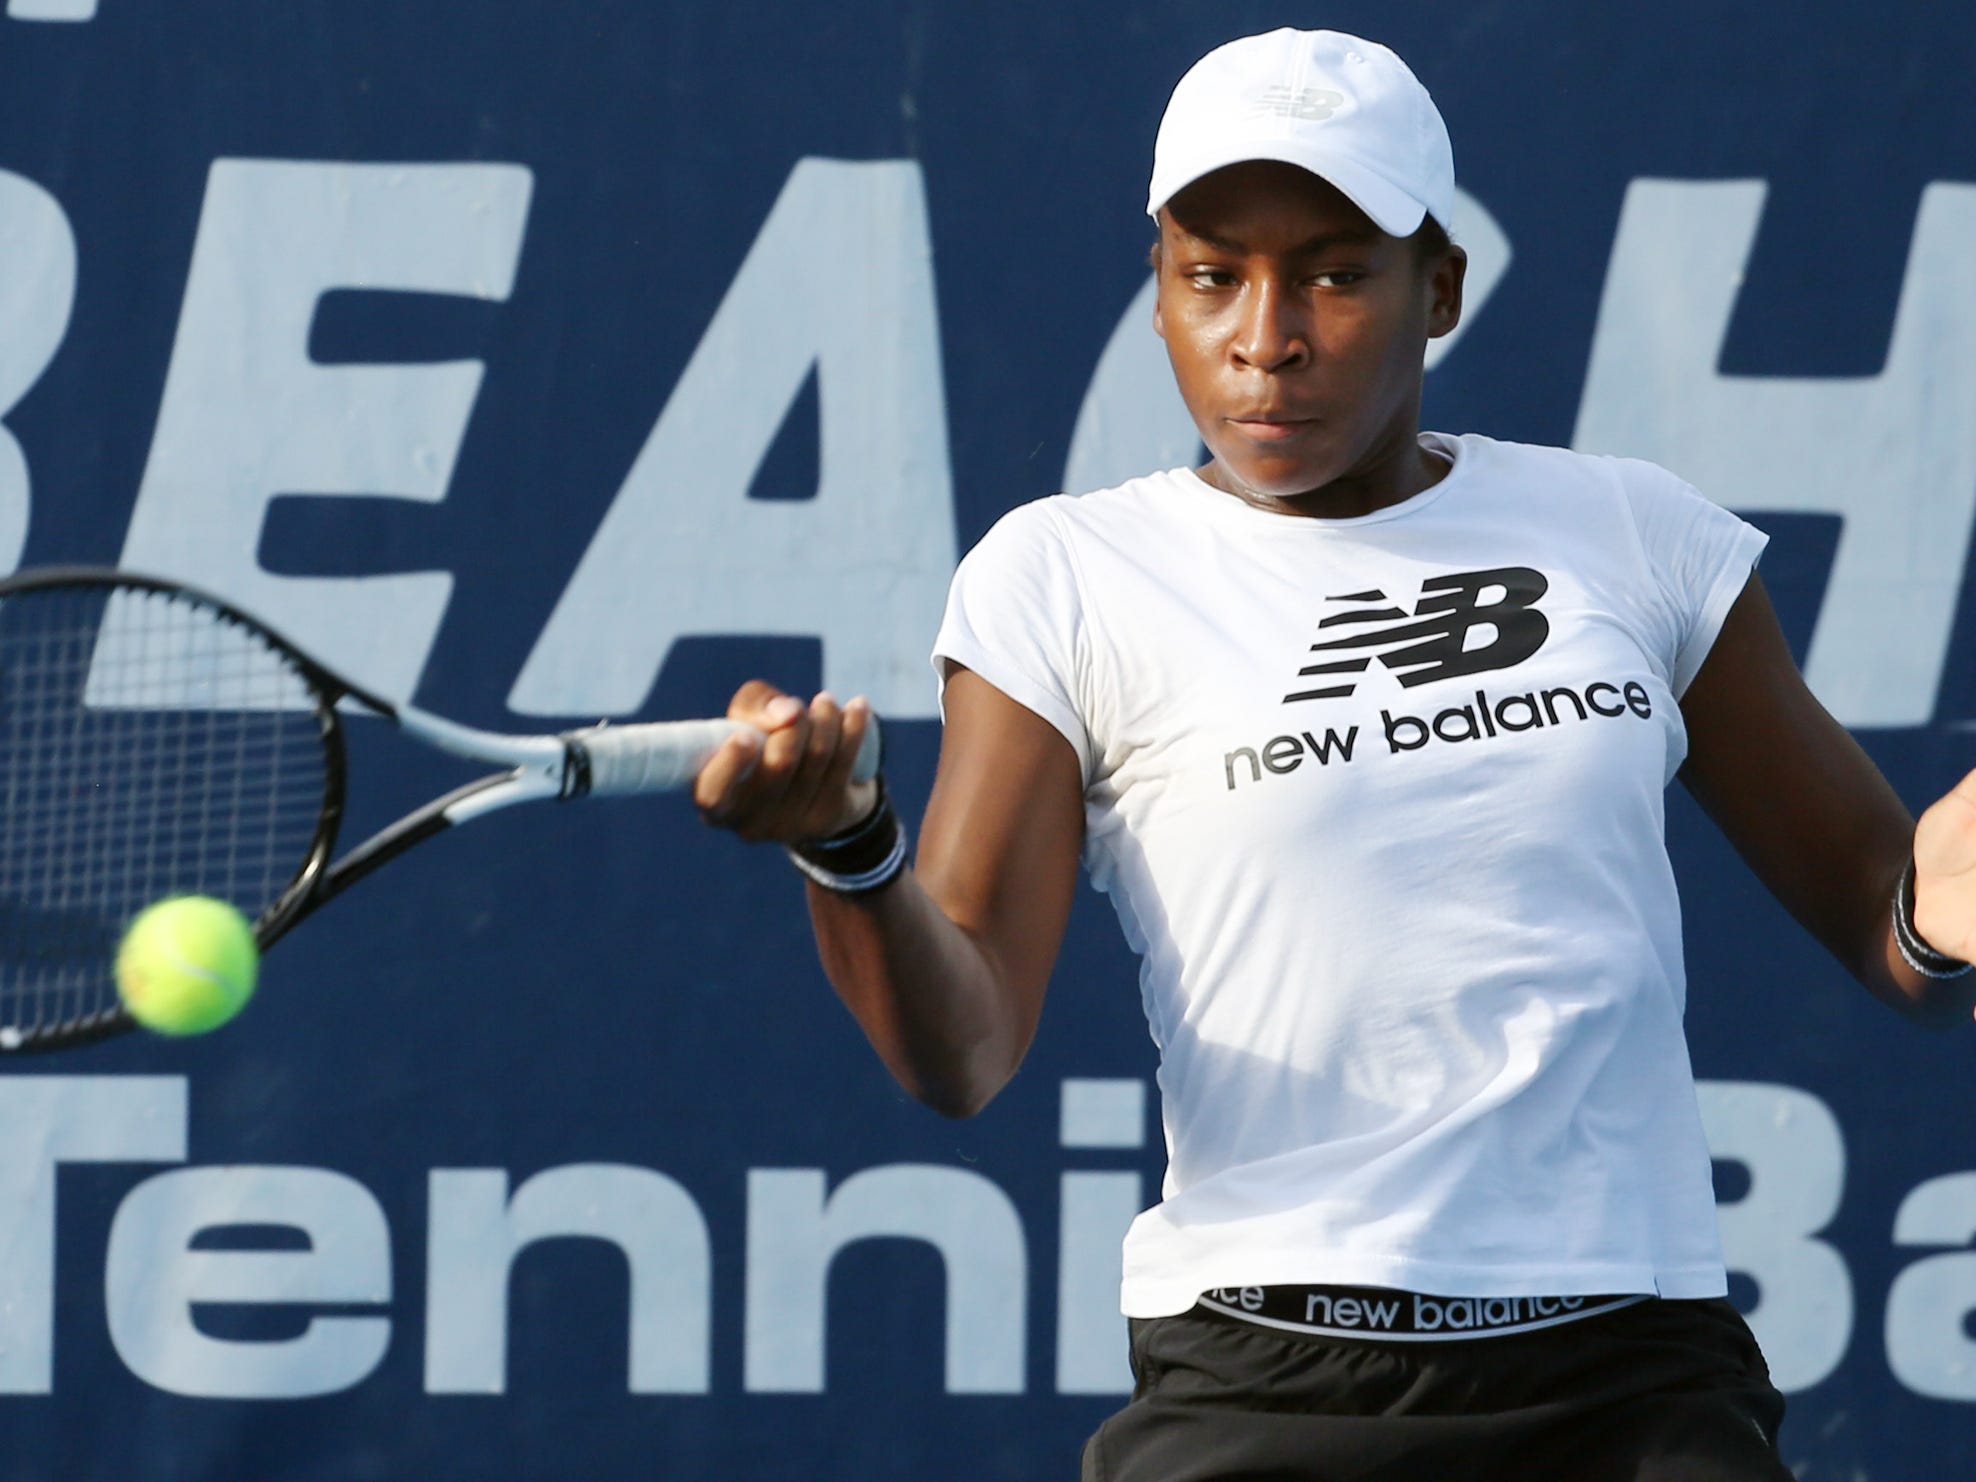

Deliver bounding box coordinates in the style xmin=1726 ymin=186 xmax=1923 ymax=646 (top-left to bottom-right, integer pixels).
xmin=1154 ymin=161 xmax=1464 ymax=511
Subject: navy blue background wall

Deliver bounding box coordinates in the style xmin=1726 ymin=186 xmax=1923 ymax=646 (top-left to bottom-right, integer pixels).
xmin=2 ymin=2 xmax=1974 ymax=1477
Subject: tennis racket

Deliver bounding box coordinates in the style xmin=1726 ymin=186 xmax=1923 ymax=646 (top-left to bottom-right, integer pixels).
xmin=0 ymin=565 xmax=881 ymax=1052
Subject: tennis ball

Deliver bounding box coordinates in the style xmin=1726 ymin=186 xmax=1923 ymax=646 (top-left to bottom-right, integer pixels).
xmin=115 ymin=896 xmax=259 ymax=1036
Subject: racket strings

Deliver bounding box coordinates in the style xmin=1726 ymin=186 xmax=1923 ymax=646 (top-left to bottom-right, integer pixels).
xmin=0 ymin=583 xmax=328 ymax=1045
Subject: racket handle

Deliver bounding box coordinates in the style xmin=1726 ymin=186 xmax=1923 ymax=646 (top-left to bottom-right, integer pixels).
xmin=570 ymin=713 xmax=883 ymax=796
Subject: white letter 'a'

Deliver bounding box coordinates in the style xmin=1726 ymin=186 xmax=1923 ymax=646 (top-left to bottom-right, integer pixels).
xmin=120 ymin=160 xmax=533 ymax=703
xmin=510 ymin=158 xmax=956 ymax=720
xmin=1574 ymin=181 xmax=1976 ymax=728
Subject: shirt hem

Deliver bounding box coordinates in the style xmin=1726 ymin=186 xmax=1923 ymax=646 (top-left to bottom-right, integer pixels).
xmin=931 ymin=633 xmax=1094 ymax=782
xmin=1671 ymin=525 xmax=1769 ymax=697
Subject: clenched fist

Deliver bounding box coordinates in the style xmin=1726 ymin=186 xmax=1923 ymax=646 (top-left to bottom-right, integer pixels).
xmin=693 ymin=680 xmax=880 ymax=844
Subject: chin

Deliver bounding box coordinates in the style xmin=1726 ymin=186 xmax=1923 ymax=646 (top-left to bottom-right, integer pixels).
xmin=1206 ymin=430 xmax=1356 ymax=500
xmin=1223 ymin=457 xmax=1344 ymax=501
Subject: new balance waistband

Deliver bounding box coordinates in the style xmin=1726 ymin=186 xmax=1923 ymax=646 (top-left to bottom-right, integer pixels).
xmin=1196 ymin=1284 xmax=1650 ymax=1342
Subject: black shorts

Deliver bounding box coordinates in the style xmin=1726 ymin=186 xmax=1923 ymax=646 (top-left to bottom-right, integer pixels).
xmin=1081 ymin=1296 xmax=1791 ymax=1482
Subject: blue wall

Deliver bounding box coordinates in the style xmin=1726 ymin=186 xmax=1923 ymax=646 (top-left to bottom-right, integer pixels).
xmin=2 ymin=2 xmax=1974 ymax=1476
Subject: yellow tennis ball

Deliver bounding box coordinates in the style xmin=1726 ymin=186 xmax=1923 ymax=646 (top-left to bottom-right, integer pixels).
xmin=115 ymin=896 xmax=259 ymax=1036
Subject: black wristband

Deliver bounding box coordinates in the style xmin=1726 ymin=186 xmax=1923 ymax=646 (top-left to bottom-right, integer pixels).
xmin=785 ymin=779 xmax=909 ymax=895
xmin=1894 ymin=858 xmax=1971 ymax=979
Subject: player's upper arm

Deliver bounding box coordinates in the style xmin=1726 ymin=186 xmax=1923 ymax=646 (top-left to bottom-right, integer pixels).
xmin=1678 ymin=570 xmax=1914 ymax=987
xmin=917 ymin=663 xmax=1086 ymax=1014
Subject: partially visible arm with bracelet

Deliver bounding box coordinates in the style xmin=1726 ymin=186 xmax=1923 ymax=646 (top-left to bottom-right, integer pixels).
xmin=1681 ymin=572 xmax=1976 ymax=1020
xmin=694 ymin=670 xmax=1085 ymax=1116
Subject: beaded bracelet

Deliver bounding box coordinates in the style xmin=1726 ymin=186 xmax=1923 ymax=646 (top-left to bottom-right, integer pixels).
xmin=1894 ymin=859 xmax=1972 ymax=979
xmin=785 ymin=780 xmax=909 ymax=895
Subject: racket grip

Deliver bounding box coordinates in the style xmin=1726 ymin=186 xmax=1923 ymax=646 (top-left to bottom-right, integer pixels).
xmin=570 ymin=713 xmax=883 ymax=796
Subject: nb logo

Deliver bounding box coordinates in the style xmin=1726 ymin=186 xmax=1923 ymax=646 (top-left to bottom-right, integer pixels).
xmin=1283 ymin=567 xmax=1551 ymax=703
xmin=1249 ymin=85 xmax=1344 ymax=122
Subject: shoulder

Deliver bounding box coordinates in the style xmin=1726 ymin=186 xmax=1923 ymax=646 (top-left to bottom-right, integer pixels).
xmin=1438 ymin=432 xmax=1723 ymax=536
xmin=961 ymin=470 xmax=1195 ymax=567
xmin=952 ymin=497 xmax=1076 ymax=597
xmin=1439 ymin=431 xmax=1669 ymax=492
xmin=967 ymin=491 xmax=1073 ymax=553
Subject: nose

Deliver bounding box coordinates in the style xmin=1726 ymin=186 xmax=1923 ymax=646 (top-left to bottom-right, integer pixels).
xmin=1231 ymin=278 xmax=1310 ymax=372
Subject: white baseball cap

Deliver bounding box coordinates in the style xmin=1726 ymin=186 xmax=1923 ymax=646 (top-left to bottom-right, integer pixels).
xmin=1147 ymin=28 xmax=1454 ymax=237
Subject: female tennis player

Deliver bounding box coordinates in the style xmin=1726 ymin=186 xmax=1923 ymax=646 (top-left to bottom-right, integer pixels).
xmin=695 ymin=28 xmax=1976 ymax=1480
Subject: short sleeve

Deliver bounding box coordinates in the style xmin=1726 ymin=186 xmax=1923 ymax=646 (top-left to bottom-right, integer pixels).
xmin=1614 ymin=460 xmax=1770 ymax=697
xmin=932 ymin=500 xmax=1095 ymax=781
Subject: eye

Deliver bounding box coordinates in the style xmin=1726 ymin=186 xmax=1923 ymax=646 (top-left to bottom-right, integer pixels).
xmin=1310 ymin=269 xmax=1365 ymax=289
xmin=1185 ymin=266 xmax=1238 ymax=289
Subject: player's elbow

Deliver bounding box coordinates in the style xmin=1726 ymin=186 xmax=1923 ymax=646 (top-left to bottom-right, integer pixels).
xmin=921 ymin=1080 xmax=1001 ymax=1120
xmin=919 ymin=1086 xmax=990 ymax=1120
xmin=900 ymin=1057 xmax=1014 ymax=1120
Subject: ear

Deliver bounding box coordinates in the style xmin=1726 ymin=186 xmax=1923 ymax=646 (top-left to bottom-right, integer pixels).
xmin=1426 ymin=243 xmax=1467 ymax=341
xmin=1150 ymin=238 xmax=1168 ymax=342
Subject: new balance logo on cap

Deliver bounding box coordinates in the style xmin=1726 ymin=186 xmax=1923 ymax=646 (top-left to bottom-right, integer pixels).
xmin=1283 ymin=567 xmax=1550 ymax=703
xmin=1248 ymin=85 xmax=1344 ymax=122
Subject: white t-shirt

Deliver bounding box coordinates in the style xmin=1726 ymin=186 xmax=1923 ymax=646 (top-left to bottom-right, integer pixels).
xmin=932 ymin=432 xmax=1769 ymax=1318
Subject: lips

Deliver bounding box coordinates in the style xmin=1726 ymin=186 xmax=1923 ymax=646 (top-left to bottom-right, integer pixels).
xmin=1229 ymin=414 xmax=1318 ymax=442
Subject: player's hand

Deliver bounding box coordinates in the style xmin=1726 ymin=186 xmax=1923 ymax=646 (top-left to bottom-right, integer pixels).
xmin=693 ymin=680 xmax=880 ymax=844
xmin=1911 ymin=768 xmax=1976 ymax=972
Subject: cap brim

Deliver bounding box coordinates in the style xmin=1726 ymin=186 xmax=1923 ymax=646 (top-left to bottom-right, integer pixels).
xmin=1148 ymin=146 xmax=1429 ymax=238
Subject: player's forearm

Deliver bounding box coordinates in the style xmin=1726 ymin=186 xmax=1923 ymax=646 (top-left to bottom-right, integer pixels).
xmin=805 ymin=871 xmax=1038 ymax=1118
xmin=1762 ymin=827 xmax=1971 ymax=1020
xmin=1781 ymin=818 xmax=1976 ymax=1019
xmin=1786 ymin=825 xmax=1975 ymax=1020
xmin=694 ymin=675 xmax=1078 ymax=1110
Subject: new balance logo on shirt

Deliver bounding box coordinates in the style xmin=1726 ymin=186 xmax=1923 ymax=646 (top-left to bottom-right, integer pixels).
xmin=1222 ymin=564 xmax=1654 ymax=791
xmin=1283 ymin=567 xmax=1550 ymax=704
